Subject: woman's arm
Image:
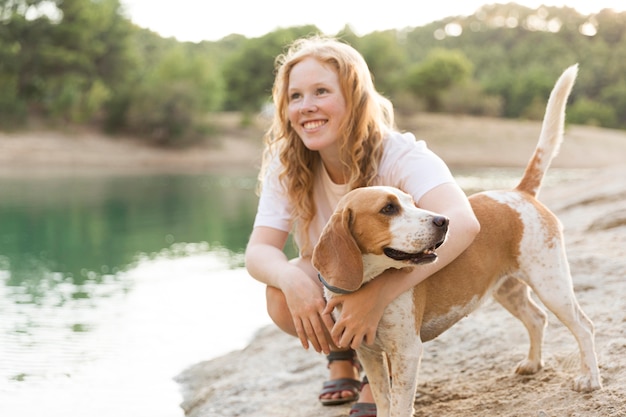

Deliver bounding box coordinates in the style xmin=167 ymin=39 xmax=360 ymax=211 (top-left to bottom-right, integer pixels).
xmin=245 ymin=226 xmax=291 ymax=288
xmin=245 ymin=226 xmax=334 ymax=353
xmin=324 ymin=182 xmax=480 ymax=349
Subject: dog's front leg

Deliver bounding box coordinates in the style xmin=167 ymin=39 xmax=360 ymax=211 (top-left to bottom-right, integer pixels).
xmin=374 ymin=292 xmax=423 ymax=417
xmin=357 ymin=343 xmax=391 ymax=414
xmin=385 ymin=335 xmax=423 ymax=417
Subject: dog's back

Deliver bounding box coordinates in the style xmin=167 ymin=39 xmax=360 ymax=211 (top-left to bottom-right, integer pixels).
xmin=417 ymin=65 xmax=580 ymax=341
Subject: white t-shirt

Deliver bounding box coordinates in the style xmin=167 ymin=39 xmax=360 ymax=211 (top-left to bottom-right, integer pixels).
xmin=253 ymin=131 xmax=455 ymax=256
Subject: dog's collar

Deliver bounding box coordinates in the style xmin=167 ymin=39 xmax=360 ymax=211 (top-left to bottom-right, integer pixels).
xmin=317 ymin=272 xmax=356 ymax=295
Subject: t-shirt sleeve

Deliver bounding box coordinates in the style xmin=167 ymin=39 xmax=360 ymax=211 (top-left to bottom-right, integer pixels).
xmin=252 ymin=158 xmax=292 ymax=232
xmin=379 ymin=132 xmax=455 ymax=204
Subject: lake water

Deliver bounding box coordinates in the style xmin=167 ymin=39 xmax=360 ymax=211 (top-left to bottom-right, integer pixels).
xmin=0 ymin=167 xmax=590 ymax=416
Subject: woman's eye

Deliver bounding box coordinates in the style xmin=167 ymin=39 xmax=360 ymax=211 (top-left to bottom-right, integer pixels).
xmin=316 ymin=88 xmax=328 ymax=95
xmin=289 ymin=93 xmax=301 ymax=101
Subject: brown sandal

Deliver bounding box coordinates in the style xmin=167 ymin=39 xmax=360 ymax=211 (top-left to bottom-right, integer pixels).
xmin=319 ymin=349 xmax=361 ymax=406
xmin=349 ymin=402 xmax=377 ymax=416
xmin=349 ymin=376 xmax=376 ymax=416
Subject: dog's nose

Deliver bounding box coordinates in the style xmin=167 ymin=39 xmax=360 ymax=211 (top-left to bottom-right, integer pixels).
xmin=433 ymin=216 xmax=449 ymax=228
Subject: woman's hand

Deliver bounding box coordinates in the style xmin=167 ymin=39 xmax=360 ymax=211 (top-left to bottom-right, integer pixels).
xmin=322 ymin=279 xmax=387 ymax=350
xmin=246 ymin=227 xmax=337 ymax=354
xmin=280 ymin=267 xmax=334 ymax=354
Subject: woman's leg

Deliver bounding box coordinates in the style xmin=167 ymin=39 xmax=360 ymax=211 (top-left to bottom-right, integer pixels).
xmin=264 ymin=257 xmax=361 ymax=404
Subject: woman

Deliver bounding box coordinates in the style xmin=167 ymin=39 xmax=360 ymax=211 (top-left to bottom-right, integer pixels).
xmin=245 ymin=35 xmax=480 ymax=416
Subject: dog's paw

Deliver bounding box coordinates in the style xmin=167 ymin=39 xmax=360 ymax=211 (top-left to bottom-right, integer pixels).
xmin=514 ymin=359 xmax=543 ymax=375
xmin=573 ymin=374 xmax=602 ymax=392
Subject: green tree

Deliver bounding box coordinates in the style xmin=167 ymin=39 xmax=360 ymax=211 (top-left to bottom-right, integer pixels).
xmin=0 ymin=0 xmax=134 ymax=125
xmin=568 ymin=96 xmax=617 ymax=127
xmin=405 ymin=48 xmax=473 ymax=111
xmin=0 ymin=0 xmax=55 ymax=123
xmin=123 ymin=42 xmax=224 ymax=146
xmin=44 ymin=0 xmax=133 ymax=122
xmin=357 ymin=30 xmax=408 ymax=99
xmin=221 ymin=26 xmax=320 ymax=115
xmin=509 ymin=67 xmax=559 ymax=119
xmin=4 ymin=2 xmax=626 ymax=134
xmin=600 ymin=81 xmax=626 ymax=129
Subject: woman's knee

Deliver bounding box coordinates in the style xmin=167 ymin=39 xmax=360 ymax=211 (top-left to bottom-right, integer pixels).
xmin=266 ymin=286 xmax=297 ymax=336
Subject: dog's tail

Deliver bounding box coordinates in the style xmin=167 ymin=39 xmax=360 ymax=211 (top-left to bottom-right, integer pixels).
xmin=516 ymin=64 xmax=578 ymax=197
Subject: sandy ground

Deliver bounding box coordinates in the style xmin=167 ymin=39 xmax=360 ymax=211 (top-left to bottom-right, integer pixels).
xmin=2 ymin=113 xmax=625 ymax=416
xmin=0 ymin=113 xmax=266 ymax=176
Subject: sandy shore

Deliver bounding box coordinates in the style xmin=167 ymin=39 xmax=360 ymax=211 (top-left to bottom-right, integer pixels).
xmin=2 ymin=113 xmax=625 ymax=175
xmin=2 ymin=114 xmax=625 ymax=416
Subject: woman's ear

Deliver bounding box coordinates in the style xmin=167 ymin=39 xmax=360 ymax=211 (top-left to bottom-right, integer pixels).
xmin=312 ymin=207 xmax=364 ymax=293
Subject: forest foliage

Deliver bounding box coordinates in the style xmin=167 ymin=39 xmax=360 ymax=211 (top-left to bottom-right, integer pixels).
xmin=1 ymin=0 xmax=626 ymax=146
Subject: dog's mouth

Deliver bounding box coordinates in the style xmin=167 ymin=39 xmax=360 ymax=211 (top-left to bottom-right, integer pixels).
xmin=384 ymin=240 xmax=444 ymax=265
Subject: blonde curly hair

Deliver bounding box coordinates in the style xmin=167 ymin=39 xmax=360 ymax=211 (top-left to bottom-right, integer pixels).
xmin=259 ymin=35 xmax=396 ymax=255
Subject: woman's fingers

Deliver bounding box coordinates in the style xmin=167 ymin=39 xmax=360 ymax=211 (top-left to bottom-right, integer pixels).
xmin=303 ymin=319 xmax=323 ymax=353
xmin=330 ymin=313 xmax=372 ymax=350
xmin=321 ymin=313 xmax=336 ymax=350
xmin=322 ymin=296 xmax=341 ymax=315
xmin=293 ymin=317 xmax=310 ymax=350
xmin=294 ymin=311 xmax=334 ymax=353
xmin=311 ymin=315 xmax=332 ymax=354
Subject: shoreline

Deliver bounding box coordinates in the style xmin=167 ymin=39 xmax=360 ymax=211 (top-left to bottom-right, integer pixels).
xmin=1 ymin=114 xmax=625 ymax=177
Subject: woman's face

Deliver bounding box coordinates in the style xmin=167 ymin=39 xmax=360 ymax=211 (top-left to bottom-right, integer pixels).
xmin=287 ymin=57 xmax=347 ymax=154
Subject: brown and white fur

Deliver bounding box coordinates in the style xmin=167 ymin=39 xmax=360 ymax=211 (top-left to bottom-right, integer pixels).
xmin=312 ymin=65 xmax=601 ymax=417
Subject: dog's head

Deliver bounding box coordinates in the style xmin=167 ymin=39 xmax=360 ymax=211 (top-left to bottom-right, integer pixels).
xmin=312 ymin=186 xmax=448 ymax=295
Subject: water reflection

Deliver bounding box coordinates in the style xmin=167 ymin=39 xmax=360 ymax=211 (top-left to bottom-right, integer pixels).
xmin=0 ymin=173 xmax=258 ymax=297
xmin=0 ymin=172 xmax=259 ymax=385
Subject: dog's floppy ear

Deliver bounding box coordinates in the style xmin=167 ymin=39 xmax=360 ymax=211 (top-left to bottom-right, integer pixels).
xmin=312 ymin=206 xmax=364 ymax=293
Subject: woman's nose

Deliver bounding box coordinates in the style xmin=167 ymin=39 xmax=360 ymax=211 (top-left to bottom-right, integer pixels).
xmin=300 ymin=96 xmax=317 ymax=113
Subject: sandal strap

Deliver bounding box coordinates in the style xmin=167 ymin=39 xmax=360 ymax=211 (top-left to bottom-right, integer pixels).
xmin=326 ymin=349 xmax=361 ymax=372
xmin=349 ymin=402 xmax=377 ymax=417
xmin=326 ymin=349 xmax=356 ymax=363
xmin=319 ymin=377 xmax=362 ymax=396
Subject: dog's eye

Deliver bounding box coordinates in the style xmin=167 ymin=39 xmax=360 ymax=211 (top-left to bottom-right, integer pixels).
xmin=380 ymin=203 xmax=399 ymax=215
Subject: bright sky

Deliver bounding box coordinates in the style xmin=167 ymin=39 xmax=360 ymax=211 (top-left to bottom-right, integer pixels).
xmin=120 ymin=0 xmax=626 ymax=43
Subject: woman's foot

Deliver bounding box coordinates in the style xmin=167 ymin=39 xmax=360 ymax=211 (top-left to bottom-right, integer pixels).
xmin=349 ymin=377 xmax=376 ymax=416
xmin=319 ymin=349 xmax=361 ymax=405
xmin=357 ymin=377 xmax=374 ymax=403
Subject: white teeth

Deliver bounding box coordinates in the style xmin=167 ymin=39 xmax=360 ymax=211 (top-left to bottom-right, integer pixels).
xmin=303 ymin=120 xmax=325 ymax=129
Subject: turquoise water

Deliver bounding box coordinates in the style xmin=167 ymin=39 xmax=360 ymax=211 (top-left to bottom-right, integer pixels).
xmin=0 ymin=172 xmax=270 ymax=416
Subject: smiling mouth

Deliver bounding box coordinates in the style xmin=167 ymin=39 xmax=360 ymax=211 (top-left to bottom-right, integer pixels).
xmin=303 ymin=120 xmax=326 ymax=130
xmin=384 ymin=240 xmax=444 ymax=265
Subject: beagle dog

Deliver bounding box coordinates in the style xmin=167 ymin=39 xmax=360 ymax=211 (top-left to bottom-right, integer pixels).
xmin=312 ymin=65 xmax=601 ymax=417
